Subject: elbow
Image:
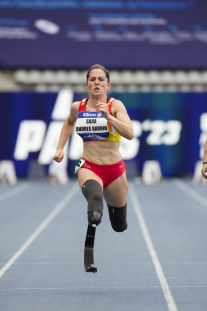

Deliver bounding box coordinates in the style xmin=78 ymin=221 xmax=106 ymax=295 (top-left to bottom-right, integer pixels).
xmin=129 ymin=134 xmax=134 ymax=140
xmin=127 ymin=129 xmax=134 ymax=140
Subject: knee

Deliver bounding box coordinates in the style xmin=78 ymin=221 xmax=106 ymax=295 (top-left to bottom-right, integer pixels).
xmin=82 ymin=180 xmax=104 ymax=226
xmin=82 ymin=180 xmax=103 ymax=213
xmin=88 ymin=193 xmax=103 ymax=206
xmin=87 ymin=193 xmax=103 ymax=226
xmin=107 ymin=204 xmax=128 ymax=233
xmin=86 ymin=189 xmax=103 ymax=217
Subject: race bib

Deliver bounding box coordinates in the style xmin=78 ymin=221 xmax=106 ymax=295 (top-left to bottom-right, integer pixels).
xmin=76 ymin=112 xmax=109 ymax=141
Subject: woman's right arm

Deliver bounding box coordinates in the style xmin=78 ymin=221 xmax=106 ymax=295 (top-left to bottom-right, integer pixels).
xmin=53 ymin=101 xmax=79 ymax=162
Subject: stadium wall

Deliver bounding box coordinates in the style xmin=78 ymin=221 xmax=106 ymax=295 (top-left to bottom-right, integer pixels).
xmin=0 ymin=90 xmax=206 ymax=177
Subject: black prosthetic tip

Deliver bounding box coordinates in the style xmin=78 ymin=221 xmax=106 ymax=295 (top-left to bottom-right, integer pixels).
xmin=85 ymin=264 xmax=97 ymax=273
xmin=88 ymin=211 xmax=102 ymax=226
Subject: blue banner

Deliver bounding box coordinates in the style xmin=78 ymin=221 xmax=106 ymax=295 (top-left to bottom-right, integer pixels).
xmin=1 ymin=90 xmax=207 ymax=177
xmin=0 ymin=0 xmax=207 ymax=68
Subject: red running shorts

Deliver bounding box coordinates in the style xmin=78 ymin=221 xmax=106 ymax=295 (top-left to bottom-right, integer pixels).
xmin=81 ymin=158 xmax=125 ymax=188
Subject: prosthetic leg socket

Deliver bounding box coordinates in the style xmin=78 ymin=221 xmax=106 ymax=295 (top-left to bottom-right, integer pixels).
xmin=88 ymin=211 xmax=102 ymax=226
xmin=107 ymin=203 xmax=128 ymax=232
xmin=82 ymin=179 xmax=104 ymax=227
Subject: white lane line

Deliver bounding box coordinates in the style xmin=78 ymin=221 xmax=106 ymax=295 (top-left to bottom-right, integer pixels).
xmin=0 ymin=182 xmax=31 ymax=203
xmin=173 ymin=178 xmax=207 ymax=207
xmin=0 ymin=286 xmax=206 ymax=290
xmin=0 ymin=182 xmax=79 ymax=279
xmin=129 ymin=182 xmax=178 ymax=311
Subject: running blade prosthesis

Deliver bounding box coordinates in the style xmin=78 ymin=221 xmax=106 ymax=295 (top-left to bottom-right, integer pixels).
xmin=84 ymin=224 xmax=97 ymax=273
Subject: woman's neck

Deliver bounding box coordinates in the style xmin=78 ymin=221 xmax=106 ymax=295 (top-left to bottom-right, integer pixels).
xmin=87 ymin=95 xmax=108 ymax=108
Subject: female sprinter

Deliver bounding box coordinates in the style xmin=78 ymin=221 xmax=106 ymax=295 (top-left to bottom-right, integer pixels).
xmin=53 ymin=64 xmax=134 ymax=272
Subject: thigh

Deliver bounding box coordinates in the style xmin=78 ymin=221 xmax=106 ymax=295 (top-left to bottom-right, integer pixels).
xmin=77 ymin=168 xmax=103 ymax=190
xmin=103 ymin=172 xmax=128 ymax=207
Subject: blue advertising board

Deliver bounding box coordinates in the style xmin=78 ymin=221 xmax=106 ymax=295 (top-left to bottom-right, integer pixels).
xmin=0 ymin=0 xmax=207 ymax=68
xmin=0 ymin=90 xmax=207 ymax=177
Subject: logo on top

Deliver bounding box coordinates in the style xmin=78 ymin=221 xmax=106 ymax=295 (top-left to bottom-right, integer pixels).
xmin=108 ymin=97 xmax=115 ymax=103
xmin=83 ymin=113 xmax=96 ymax=117
xmin=34 ymin=19 xmax=60 ymax=35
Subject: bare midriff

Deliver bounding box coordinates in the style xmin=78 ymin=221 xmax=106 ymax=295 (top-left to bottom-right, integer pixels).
xmin=82 ymin=140 xmax=122 ymax=165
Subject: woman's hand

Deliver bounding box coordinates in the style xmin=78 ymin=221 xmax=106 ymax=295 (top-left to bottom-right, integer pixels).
xmin=95 ymin=101 xmax=110 ymax=120
xmin=53 ymin=149 xmax=64 ymax=163
xmin=201 ymin=163 xmax=207 ymax=179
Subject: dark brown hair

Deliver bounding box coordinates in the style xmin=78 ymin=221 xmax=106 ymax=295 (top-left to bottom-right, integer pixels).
xmin=86 ymin=64 xmax=110 ymax=82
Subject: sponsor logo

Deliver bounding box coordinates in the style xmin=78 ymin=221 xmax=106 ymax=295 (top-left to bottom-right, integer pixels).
xmin=80 ymin=99 xmax=87 ymax=105
xmin=83 ymin=113 xmax=96 ymax=117
xmin=97 ymin=112 xmax=102 ymax=117
xmin=84 ymin=163 xmax=91 ymax=169
xmin=34 ymin=19 xmax=60 ymax=35
xmin=86 ymin=134 xmax=95 ymax=138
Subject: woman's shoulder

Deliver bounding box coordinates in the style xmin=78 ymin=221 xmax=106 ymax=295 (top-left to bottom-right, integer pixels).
xmin=111 ymin=98 xmax=125 ymax=109
xmin=110 ymin=98 xmax=127 ymax=117
xmin=71 ymin=97 xmax=88 ymax=110
xmin=71 ymin=101 xmax=81 ymax=109
xmin=70 ymin=101 xmax=81 ymax=116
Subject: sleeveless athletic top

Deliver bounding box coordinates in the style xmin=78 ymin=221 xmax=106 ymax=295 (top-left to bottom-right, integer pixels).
xmin=76 ymin=97 xmax=121 ymax=142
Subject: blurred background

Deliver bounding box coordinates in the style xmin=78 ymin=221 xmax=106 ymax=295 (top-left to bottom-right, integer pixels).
xmin=0 ymin=0 xmax=207 ymax=185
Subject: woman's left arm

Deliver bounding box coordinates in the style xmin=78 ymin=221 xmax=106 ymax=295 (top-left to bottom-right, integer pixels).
xmin=96 ymin=100 xmax=134 ymax=140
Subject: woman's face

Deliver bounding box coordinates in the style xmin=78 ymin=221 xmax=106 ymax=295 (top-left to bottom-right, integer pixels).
xmin=85 ymin=68 xmax=111 ymax=96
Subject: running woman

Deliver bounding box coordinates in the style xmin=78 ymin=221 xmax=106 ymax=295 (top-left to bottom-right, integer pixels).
xmin=53 ymin=64 xmax=134 ymax=272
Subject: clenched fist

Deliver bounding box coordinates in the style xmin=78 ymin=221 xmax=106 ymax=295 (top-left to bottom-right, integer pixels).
xmin=95 ymin=101 xmax=110 ymax=120
xmin=53 ymin=149 xmax=64 ymax=163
